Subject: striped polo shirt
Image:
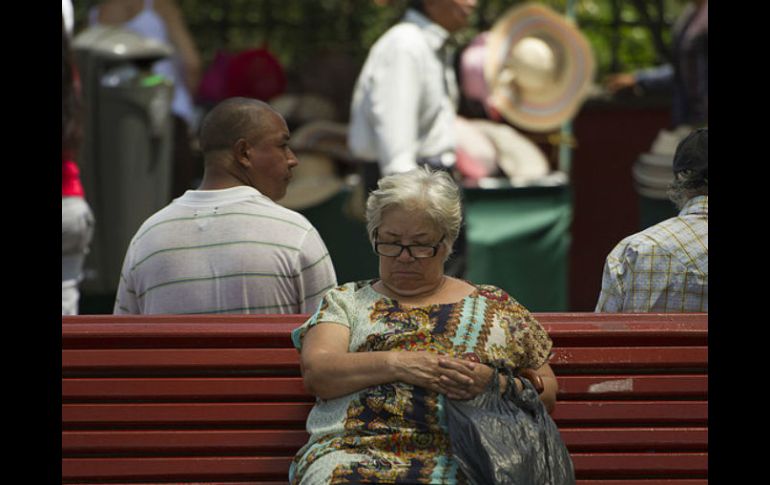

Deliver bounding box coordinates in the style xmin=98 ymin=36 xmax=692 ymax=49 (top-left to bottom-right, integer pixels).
xmin=114 ymin=186 xmax=337 ymax=315
xmin=596 ymin=195 xmax=708 ymax=313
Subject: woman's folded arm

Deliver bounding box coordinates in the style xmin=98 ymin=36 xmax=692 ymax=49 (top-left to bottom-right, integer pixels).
xmin=300 ymin=322 xmax=480 ymax=400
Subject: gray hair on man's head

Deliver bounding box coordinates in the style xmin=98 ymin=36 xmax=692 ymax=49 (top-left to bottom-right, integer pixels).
xmin=365 ymin=166 xmax=463 ymax=250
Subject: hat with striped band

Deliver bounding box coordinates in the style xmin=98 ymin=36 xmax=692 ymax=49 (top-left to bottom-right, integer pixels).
xmin=483 ymin=2 xmax=596 ymax=132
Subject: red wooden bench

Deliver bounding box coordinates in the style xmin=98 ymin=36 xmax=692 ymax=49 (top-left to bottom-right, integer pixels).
xmin=62 ymin=312 xmax=707 ymax=484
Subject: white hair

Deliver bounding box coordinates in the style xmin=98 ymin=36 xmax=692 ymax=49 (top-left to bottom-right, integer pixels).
xmin=365 ymin=167 xmax=463 ymax=251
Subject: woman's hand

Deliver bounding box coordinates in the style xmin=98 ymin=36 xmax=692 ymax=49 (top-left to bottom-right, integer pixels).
xmin=436 ymin=360 xmax=540 ymax=400
xmin=604 ymin=72 xmax=637 ymax=94
xmin=436 ymin=357 xmax=496 ymax=400
xmin=391 ymin=351 xmax=478 ymax=396
xmin=519 ymin=368 xmax=545 ymax=393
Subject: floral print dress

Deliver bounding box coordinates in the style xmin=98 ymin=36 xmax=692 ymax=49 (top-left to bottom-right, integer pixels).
xmin=289 ymin=280 xmax=553 ymax=485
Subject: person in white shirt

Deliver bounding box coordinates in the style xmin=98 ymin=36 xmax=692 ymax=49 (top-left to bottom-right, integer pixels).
xmin=114 ymin=98 xmax=337 ymax=314
xmin=348 ymin=0 xmax=477 ymax=277
xmin=348 ymin=0 xmax=477 ymax=189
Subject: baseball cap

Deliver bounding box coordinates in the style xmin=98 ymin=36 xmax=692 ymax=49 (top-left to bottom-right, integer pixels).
xmin=672 ymin=128 xmax=708 ymax=174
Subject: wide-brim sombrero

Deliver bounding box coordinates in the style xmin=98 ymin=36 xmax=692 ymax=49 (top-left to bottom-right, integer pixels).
xmin=484 ymin=3 xmax=596 ymax=132
xmin=278 ymin=152 xmax=345 ymax=210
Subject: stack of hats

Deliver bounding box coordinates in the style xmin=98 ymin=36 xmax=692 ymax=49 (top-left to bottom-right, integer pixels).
xmin=455 ymin=116 xmax=551 ymax=186
xmin=271 ymin=94 xmax=339 ymax=129
xmin=633 ymin=125 xmax=695 ymax=199
xmin=277 ymin=151 xmax=345 ymax=211
xmin=277 ymin=120 xmax=351 ymax=211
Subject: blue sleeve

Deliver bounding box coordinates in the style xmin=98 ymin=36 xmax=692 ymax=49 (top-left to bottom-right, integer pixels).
xmin=635 ymin=64 xmax=674 ymax=93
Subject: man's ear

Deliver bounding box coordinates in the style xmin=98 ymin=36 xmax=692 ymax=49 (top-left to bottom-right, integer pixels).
xmin=233 ymin=139 xmax=251 ymax=167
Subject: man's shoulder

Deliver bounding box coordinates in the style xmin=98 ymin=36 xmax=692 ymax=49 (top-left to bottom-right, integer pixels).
xmin=644 ymin=213 xmax=704 ymax=242
xmin=613 ymin=221 xmax=673 ymax=253
xmin=132 ymin=195 xmax=318 ymax=243
xmin=236 ymin=200 xmax=324 ymax=241
xmin=259 ymin=200 xmax=315 ymax=229
xmin=612 ymin=213 xmax=706 ymax=258
xmin=374 ymin=21 xmax=425 ymax=51
xmin=198 ymin=192 xmax=316 ymax=232
xmin=387 ymin=20 xmax=423 ymax=36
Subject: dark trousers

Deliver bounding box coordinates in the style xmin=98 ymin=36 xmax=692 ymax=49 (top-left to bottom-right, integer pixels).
xmin=361 ymin=162 xmax=467 ymax=278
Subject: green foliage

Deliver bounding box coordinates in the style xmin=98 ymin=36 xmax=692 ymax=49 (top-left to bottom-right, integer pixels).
xmin=166 ymin=0 xmax=399 ymax=68
xmin=73 ymin=0 xmax=688 ymax=82
xmin=486 ymin=0 xmax=686 ymax=77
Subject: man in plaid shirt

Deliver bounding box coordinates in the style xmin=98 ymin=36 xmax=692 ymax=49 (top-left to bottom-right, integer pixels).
xmin=596 ymin=128 xmax=707 ymax=312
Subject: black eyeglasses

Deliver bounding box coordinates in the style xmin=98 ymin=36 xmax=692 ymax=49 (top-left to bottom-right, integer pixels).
xmin=374 ymin=235 xmax=445 ymax=259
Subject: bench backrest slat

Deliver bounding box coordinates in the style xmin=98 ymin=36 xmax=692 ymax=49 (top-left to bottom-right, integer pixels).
xmin=63 ymin=348 xmax=300 ymax=373
xmin=63 ymin=346 xmax=707 ymax=374
xmin=63 ymin=400 xmax=707 ymax=428
xmin=63 ymin=373 xmax=707 ymax=401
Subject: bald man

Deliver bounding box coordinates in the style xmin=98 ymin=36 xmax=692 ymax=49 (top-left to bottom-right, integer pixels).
xmin=114 ymin=97 xmax=337 ymax=314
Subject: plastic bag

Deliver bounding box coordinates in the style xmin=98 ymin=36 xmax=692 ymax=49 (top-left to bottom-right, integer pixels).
xmin=445 ymin=368 xmax=575 ymax=485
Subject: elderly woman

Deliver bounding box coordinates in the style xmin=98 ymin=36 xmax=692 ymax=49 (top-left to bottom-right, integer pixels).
xmin=289 ymin=167 xmax=557 ymax=484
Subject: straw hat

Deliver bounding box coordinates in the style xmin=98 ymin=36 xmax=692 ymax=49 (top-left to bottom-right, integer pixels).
xmin=278 ymin=152 xmax=344 ymax=210
xmin=271 ymin=94 xmax=338 ymax=126
xmin=470 ymin=119 xmax=550 ymax=185
xmin=455 ymin=117 xmax=550 ymax=185
xmin=455 ymin=116 xmax=500 ymax=180
xmin=289 ymin=120 xmax=353 ymax=163
xmin=482 ymin=3 xmax=596 ymax=132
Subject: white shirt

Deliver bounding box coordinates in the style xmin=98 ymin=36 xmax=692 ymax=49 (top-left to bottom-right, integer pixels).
xmin=114 ymin=186 xmax=337 ymax=315
xmin=62 ymin=0 xmax=74 ymax=36
xmin=348 ymin=9 xmax=459 ymax=175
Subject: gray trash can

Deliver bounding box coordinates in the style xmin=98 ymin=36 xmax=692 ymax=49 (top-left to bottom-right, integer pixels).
xmin=73 ymin=26 xmax=175 ymax=297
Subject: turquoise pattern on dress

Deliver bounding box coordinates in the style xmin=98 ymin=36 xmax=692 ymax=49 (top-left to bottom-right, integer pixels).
xmin=454 ymin=296 xmax=488 ymax=353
